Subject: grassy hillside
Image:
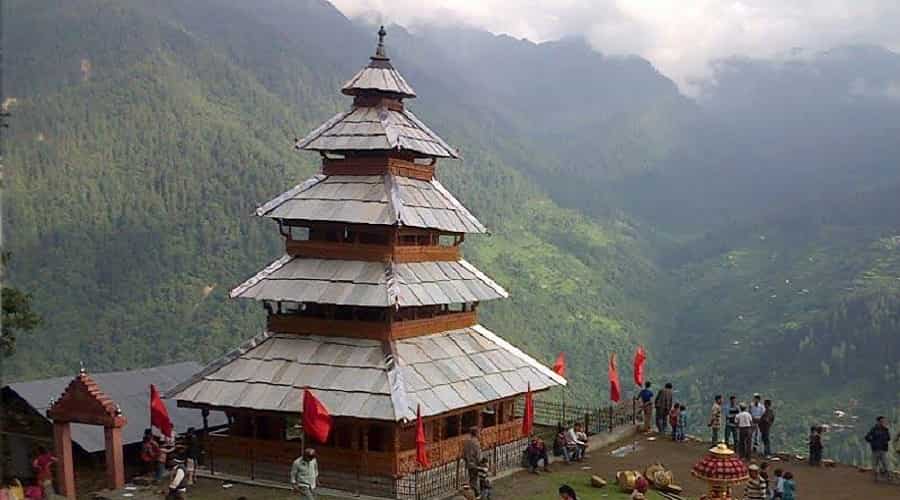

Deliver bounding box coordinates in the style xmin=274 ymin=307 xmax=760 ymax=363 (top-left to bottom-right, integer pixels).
xmin=2 ymin=0 xmax=659 ymax=405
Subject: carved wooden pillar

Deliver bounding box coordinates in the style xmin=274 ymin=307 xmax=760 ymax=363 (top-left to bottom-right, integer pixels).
xmin=104 ymin=426 xmax=125 ymax=489
xmin=53 ymin=421 xmax=75 ymax=500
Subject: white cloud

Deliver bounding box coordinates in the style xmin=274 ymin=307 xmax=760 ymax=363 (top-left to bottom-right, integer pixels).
xmin=331 ymin=0 xmax=900 ymax=93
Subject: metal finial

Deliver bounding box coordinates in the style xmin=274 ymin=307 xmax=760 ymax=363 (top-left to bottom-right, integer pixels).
xmin=115 ymin=405 xmax=123 ymax=416
xmin=79 ymin=361 xmax=86 ymax=375
xmin=375 ymin=25 xmax=387 ymax=59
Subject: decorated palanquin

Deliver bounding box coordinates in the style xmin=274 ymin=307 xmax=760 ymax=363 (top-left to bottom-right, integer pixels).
xmin=169 ymin=27 xmax=565 ymax=498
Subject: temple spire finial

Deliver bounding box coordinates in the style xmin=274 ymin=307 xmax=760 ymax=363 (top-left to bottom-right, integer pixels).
xmin=374 ymin=25 xmax=388 ymax=59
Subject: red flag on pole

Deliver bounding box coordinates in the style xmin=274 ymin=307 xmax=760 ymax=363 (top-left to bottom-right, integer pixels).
xmin=415 ymin=405 xmax=430 ymax=468
xmin=552 ymin=352 xmax=566 ymax=377
xmin=633 ymin=345 xmax=647 ymax=387
xmin=608 ymin=353 xmax=621 ymax=403
xmin=302 ymin=389 xmax=332 ymax=443
xmin=149 ymin=384 xmax=173 ymax=440
xmin=521 ymin=383 xmax=534 ymax=436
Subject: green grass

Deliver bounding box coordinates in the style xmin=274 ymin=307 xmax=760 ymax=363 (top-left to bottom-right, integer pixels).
xmin=510 ymin=471 xmax=672 ymax=500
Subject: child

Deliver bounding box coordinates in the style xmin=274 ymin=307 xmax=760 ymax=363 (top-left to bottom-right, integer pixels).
xmin=808 ymin=426 xmax=823 ymax=466
xmin=772 ymin=468 xmax=784 ymax=499
xmin=781 ymin=471 xmax=795 ymax=500
xmin=676 ymin=404 xmax=688 ymax=442
xmin=477 ymin=458 xmax=492 ymax=500
xmin=669 ymin=404 xmax=681 ymax=441
xmin=631 ymin=476 xmax=649 ymax=499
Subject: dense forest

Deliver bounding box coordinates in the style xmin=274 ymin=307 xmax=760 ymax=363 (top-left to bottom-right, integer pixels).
xmin=3 ymin=0 xmax=899 ymax=462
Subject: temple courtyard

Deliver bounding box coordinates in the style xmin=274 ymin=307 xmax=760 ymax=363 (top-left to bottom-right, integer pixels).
xmin=93 ymin=432 xmax=899 ymax=499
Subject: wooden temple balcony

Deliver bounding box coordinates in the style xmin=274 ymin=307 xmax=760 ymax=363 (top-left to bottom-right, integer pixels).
xmin=285 ymin=239 xmax=460 ymax=263
xmin=267 ymin=310 xmax=478 ymax=340
xmin=396 ymin=418 xmax=523 ymax=475
xmin=322 ymin=156 xmax=435 ymax=180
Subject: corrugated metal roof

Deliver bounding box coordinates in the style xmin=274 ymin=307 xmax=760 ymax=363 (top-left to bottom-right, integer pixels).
xmin=6 ymin=363 xmax=226 ymax=453
xmin=294 ymin=106 xmax=459 ymax=159
xmin=257 ymin=174 xmax=485 ymax=234
xmin=342 ymin=65 xmax=417 ymax=99
xmin=230 ymin=257 xmax=507 ymax=306
xmin=171 ymin=326 xmax=565 ymax=422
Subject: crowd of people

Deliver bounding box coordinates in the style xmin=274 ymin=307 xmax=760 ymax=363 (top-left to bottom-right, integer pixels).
xmin=139 ymin=427 xmax=199 ymax=499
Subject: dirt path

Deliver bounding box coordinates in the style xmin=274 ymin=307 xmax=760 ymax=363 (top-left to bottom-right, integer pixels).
xmin=494 ymin=434 xmax=899 ymax=499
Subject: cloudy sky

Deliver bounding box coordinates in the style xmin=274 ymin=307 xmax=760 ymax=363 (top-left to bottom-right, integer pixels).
xmin=331 ymin=0 xmax=900 ymax=91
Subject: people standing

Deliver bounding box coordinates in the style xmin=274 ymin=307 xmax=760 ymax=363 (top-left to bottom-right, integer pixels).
xmin=654 ymin=383 xmax=673 ymax=434
xmin=744 ymin=464 xmax=766 ymax=500
xmin=183 ymin=428 xmax=200 ymax=485
xmin=750 ymin=394 xmax=765 ymax=454
xmin=724 ymin=395 xmax=739 ymax=449
xmin=463 ymin=427 xmax=482 ymax=497
xmin=781 ymin=471 xmax=795 ymax=500
xmin=736 ymin=404 xmax=753 ymax=460
xmin=31 ymin=446 xmax=57 ymax=499
xmin=772 ymin=468 xmax=784 ymax=499
xmin=759 ymin=400 xmax=775 ymax=457
xmin=676 ymin=404 xmax=687 ymax=442
xmin=636 ymin=382 xmax=654 ymax=433
xmin=759 ymin=461 xmax=770 ymax=499
xmin=166 ymin=456 xmax=188 ymax=500
xmin=709 ymin=395 xmax=723 ymax=444
xmin=808 ymin=426 xmax=823 ymax=466
xmin=668 ymin=403 xmax=681 ymax=441
xmin=476 ymin=458 xmax=492 ymax=500
xmin=864 ymin=416 xmax=891 ymax=482
xmin=290 ymin=448 xmax=319 ymax=500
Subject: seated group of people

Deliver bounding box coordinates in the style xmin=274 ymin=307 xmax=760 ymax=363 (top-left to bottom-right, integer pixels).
xmin=525 ymin=423 xmax=589 ymax=473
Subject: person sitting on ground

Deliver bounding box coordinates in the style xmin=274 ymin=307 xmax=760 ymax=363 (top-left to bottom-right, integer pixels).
xmin=526 ymin=436 xmax=551 ymax=473
xmin=631 ymin=476 xmax=650 ymax=500
xmin=669 ymin=403 xmax=681 ymax=441
xmin=165 ymin=456 xmax=189 ymax=500
xmin=744 ymin=464 xmax=766 ymax=500
xmin=808 ymin=425 xmax=823 ymax=466
xmin=553 ymin=428 xmax=566 ymax=457
xmin=772 ymin=468 xmax=784 ymax=499
xmin=558 ymin=484 xmax=578 ymax=500
xmin=564 ymin=423 xmax=587 ymax=462
xmin=575 ymin=425 xmax=589 ymax=455
xmin=781 ymin=472 xmax=795 ymax=500
xmin=477 ymin=457 xmax=492 ymax=500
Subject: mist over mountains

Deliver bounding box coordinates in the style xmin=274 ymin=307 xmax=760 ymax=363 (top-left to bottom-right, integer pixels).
xmin=4 ymin=0 xmax=899 ymax=462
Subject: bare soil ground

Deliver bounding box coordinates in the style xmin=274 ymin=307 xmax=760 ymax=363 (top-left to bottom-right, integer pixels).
xmin=492 ymin=434 xmax=899 ymax=500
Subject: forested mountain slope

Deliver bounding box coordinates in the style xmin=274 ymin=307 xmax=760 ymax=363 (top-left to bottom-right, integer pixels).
xmin=2 ymin=0 xmax=661 ymax=403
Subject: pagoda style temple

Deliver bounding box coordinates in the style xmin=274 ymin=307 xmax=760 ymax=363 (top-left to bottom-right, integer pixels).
xmin=169 ymin=27 xmax=565 ymax=497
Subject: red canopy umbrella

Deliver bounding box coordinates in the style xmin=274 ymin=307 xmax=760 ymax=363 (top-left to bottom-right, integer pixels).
xmin=691 ymin=443 xmax=749 ymax=500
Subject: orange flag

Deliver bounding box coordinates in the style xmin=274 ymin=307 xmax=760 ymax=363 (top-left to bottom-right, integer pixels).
xmin=552 ymin=352 xmax=566 ymax=377
xmin=633 ymin=345 xmax=647 ymax=387
xmin=302 ymin=389 xmax=332 ymax=443
xmin=149 ymin=384 xmax=173 ymax=440
xmin=521 ymin=383 xmax=534 ymax=436
xmin=608 ymin=353 xmax=621 ymax=403
xmin=415 ymin=405 xmax=430 ymax=468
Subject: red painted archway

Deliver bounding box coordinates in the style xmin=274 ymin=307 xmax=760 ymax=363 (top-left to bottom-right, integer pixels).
xmin=47 ymin=370 xmax=127 ymax=499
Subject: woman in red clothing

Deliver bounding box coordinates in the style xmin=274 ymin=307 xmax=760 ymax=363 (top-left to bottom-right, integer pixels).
xmin=31 ymin=446 xmax=57 ymax=499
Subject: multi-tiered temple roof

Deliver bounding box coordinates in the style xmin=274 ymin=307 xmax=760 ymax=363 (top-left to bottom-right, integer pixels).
xmin=171 ymin=25 xmax=562 ymax=438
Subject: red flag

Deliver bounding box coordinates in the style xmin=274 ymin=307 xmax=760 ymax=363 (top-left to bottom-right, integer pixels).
xmin=608 ymin=353 xmax=621 ymax=403
xmin=521 ymin=383 xmax=534 ymax=436
xmin=633 ymin=345 xmax=647 ymax=387
xmin=149 ymin=384 xmax=173 ymax=440
xmin=415 ymin=405 xmax=430 ymax=468
xmin=552 ymin=352 xmax=566 ymax=377
xmin=302 ymin=389 xmax=332 ymax=443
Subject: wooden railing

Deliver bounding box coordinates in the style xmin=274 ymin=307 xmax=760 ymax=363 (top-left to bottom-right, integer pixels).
xmin=396 ymin=419 xmax=523 ymax=475
xmin=285 ymin=239 xmax=460 ymax=263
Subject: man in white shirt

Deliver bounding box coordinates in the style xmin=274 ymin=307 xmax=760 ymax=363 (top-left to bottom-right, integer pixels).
xmin=564 ymin=423 xmax=587 ymax=462
xmin=736 ymin=404 xmax=753 ymax=460
xmin=749 ymin=394 xmax=765 ymax=453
